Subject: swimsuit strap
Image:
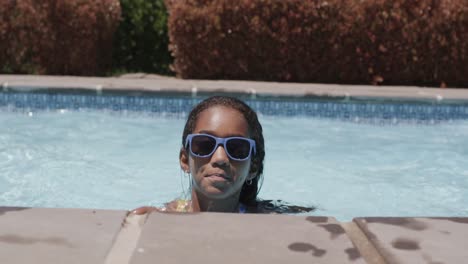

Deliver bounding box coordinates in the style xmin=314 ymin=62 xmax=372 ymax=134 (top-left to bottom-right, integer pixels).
xmin=238 ymin=203 xmax=247 ymax=213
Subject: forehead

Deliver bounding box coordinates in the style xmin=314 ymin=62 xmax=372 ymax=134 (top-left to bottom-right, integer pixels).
xmin=193 ymin=106 xmax=250 ymax=137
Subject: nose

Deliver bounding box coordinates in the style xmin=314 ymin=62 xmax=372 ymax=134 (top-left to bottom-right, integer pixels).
xmin=210 ymin=145 xmax=230 ymax=166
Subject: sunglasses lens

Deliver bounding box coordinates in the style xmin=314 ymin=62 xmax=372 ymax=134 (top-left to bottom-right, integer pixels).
xmin=191 ymin=135 xmax=216 ymax=156
xmin=226 ymin=138 xmax=251 ymax=160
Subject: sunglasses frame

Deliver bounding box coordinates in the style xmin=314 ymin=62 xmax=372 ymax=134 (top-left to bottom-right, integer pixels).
xmin=185 ymin=133 xmax=256 ymax=161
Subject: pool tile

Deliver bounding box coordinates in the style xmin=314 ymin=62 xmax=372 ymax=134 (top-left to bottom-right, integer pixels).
xmin=130 ymin=213 xmax=365 ymax=264
xmin=0 ymin=207 xmax=127 ymax=264
xmin=2 ymin=92 xmax=468 ymax=123
xmin=354 ymin=217 xmax=468 ymax=264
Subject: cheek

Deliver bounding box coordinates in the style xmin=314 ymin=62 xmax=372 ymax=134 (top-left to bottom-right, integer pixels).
xmin=189 ymin=156 xmax=207 ymax=174
xmin=232 ymin=160 xmax=251 ymax=176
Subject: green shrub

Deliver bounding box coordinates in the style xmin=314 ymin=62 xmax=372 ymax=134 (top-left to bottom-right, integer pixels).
xmin=112 ymin=0 xmax=172 ymax=75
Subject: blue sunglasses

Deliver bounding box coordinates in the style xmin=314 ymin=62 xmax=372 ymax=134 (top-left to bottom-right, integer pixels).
xmin=185 ymin=133 xmax=256 ymax=161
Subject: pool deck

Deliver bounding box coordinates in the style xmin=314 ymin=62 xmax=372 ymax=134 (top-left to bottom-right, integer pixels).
xmin=2 ymin=74 xmax=468 ymax=101
xmin=1 ymin=207 xmax=467 ymax=264
xmin=1 ymin=74 xmax=468 ymax=263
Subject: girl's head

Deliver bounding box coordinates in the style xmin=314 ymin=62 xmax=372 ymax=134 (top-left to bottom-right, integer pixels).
xmin=180 ymin=96 xmax=265 ymax=206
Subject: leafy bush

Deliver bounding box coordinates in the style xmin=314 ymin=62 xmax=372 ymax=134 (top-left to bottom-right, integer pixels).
xmin=0 ymin=0 xmax=121 ymax=75
xmin=352 ymin=0 xmax=468 ymax=86
xmin=167 ymin=0 xmax=468 ymax=87
xmin=112 ymin=0 xmax=172 ymax=75
xmin=167 ymin=0 xmax=353 ymax=82
xmin=0 ymin=0 xmax=50 ymax=74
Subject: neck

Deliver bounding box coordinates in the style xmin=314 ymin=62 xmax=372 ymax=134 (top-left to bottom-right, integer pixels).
xmin=191 ymin=189 xmax=241 ymax=213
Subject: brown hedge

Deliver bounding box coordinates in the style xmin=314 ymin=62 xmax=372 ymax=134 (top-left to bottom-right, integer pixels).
xmin=167 ymin=0 xmax=468 ymax=87
xmin=0 ymin=0 xmax=120 ymax=75
xmin=353 ymin=0 xmax=468 ymax=86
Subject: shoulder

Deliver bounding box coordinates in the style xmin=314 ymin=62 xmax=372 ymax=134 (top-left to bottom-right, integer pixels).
xmin=131 ymin=199 xmax=192 ymax=215
xmin=162 ymin=199 xmax=192 ymax=213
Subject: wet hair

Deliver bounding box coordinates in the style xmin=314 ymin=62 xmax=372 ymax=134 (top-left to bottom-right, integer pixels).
xmin=182 ymin=96 xmax=264 ymax=206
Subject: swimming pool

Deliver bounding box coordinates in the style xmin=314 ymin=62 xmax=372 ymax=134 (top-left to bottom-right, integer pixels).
xmin=1 ymin=92 xmax=467 ymax=221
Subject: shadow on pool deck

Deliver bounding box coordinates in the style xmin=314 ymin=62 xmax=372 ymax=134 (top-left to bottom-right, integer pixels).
xmin=0 ymin=206 xmax=467 ymax=264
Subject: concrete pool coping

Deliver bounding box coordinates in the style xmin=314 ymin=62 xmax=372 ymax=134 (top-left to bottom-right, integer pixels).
xmin=1 ymin=207 xmax=467 ymax=264
xmin=1 ymin=74 xmax=468 ymax=102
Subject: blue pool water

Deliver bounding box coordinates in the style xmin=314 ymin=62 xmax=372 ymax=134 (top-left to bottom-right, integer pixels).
xmin=1 ymin=93 xmax=468 ymax=220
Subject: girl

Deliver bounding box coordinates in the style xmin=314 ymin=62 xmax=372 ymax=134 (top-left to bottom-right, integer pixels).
xmin=134 ymin=96 xmax=313 ymax=214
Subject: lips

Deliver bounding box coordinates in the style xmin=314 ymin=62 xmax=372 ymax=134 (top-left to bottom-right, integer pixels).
xmin=206 ymin=173 xmax=230 ymax=181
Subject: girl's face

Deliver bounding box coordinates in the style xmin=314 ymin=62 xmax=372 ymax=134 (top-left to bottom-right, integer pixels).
xmin=180 ymin=106 xmax=254 ymax=199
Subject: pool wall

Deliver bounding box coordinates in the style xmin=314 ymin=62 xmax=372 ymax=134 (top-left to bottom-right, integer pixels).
xmin=2 ymin=92 xmax=468 ymax=124
xmin=2 ymin=75 xmax=468 ymax=124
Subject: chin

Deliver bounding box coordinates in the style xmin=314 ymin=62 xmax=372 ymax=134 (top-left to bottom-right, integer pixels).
xmin=199 ymin=186 xmax=235 ymax=200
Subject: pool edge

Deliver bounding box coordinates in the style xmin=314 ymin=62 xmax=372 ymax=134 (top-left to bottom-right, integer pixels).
xmin=2 ymin=74 xmax=468 ymax=103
